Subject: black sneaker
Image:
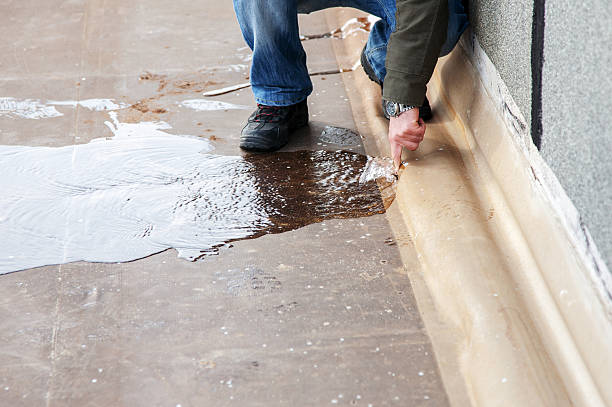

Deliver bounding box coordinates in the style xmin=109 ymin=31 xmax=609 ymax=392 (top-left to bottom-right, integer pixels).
xmin=240 ymin=100 xmax=309 ymax=152
xmin=360 ymin=45 xmax=433 ymax=121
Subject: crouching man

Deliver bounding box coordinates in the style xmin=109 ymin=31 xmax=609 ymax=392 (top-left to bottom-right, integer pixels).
xmin=233 ymin=0 xmax=468 ymax=165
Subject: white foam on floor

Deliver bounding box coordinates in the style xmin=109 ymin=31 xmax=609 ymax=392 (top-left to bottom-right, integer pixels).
xmin=48 ymin=98 xmax=129 ymax=111
xmin=0 ymin=113 xmax=274 ymax=274
xmin=0 ymin=97 xmax=128 ymax=119
xmin=178 ymin=99 xmax=251 ymax=111
xmin=0 ymin=97 xmax=63 ymax=119
xmin=0 ymin=113 xmax=387 ymax=275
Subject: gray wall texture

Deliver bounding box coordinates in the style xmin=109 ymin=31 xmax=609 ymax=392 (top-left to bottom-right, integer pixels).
xmin=468 ymin=0 xmax=612 ymax=268
xmin=468 ymin=0 xmax=533 ymax=126
xmin=540 ymin=0 xmax=612 ymax=268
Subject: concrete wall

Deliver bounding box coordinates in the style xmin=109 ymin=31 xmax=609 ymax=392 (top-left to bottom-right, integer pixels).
xmin=540 ymin=0 xmax=612 ymax=269
xmin=468 ymin=0 xmax=533 ymax=127
xmin=467 ymin=0 xmax=612 ymax=268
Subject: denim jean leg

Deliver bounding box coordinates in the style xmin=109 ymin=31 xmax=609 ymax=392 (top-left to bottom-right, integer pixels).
xmin=349 ymin=0 xmax=396 ymax=84
xmin=233 ymin=0 xmax=311 ymax=106
xmin=361 ymin=0 xmax=470 ymax=85
xmin=364 ymin=18 xmax=394 ymax=83
xmin=299 ymin=0 xmax=397 ymax=84
xmin=439 ymin=0 xmax=469 ymax=57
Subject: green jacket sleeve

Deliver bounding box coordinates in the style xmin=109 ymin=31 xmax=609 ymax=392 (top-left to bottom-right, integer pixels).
xmin=383 ymin=0 xmax=448 ymax=106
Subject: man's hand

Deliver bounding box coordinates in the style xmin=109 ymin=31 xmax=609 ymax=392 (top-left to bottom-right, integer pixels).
xmin=388 ymin=108 xmax=425 ymax=168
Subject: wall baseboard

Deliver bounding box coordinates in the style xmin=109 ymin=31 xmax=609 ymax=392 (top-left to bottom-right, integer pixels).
xmin=432 ymin=29 xmax=612 ymax=406
xmin=324 ymin=8 xmax=612 ymax=406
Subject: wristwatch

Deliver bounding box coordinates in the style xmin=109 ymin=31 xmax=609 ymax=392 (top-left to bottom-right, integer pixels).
xmin=383 ymin=99 xmax=417 ymax=118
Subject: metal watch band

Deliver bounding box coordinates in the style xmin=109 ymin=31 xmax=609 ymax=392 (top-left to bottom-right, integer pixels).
xmin=398 ymin=104 xmax=417 ymax=114
xmin=384 ymin=100 xmax=417 ymax=118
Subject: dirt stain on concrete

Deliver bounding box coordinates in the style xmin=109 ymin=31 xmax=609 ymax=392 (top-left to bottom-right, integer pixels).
xmin=139 ymin=71 xmax=221 ymax=95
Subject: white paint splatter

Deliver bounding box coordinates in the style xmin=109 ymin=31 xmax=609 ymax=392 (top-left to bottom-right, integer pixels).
xmin=338 ymin=15 xmax=380 ymax=38
xmin=103 ymin=111 xmax=198 ymax=141
xmin=0 ymin=97 xmax=127 ymax=119
xmin=48 ymin=98 xmax=128 ymax=111
xmin=178 ymin=99 xmax=250 ymax=111
xmin=226 ymin=63 xmax=248 ymax=72
xmin=0 ymin=97 xmax=63 ymax=119
xmin=198 ymin=64 xmax=248 ymax=73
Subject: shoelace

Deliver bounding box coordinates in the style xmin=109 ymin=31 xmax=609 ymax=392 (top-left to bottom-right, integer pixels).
xmin=253 ymin=104 xmax=284 ymax=122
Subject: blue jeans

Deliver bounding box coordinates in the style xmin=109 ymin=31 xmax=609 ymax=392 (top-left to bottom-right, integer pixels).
xmin=233 ymin=0 xmax=468 ymax=106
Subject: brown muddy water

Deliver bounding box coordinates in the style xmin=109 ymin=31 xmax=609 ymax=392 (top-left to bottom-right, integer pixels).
xmin=0 ymin=114 xmax=395 ymax=274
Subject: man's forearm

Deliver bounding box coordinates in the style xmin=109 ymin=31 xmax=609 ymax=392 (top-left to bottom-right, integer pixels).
xmin=383 ymin=0 xmax=448 ymax=106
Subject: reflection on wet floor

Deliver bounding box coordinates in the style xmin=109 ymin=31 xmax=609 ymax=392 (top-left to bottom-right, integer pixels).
xmin=320 ymin=125 xmax=362 ymax=146
xmin=0 ymin=119 xmax=395 ymax=274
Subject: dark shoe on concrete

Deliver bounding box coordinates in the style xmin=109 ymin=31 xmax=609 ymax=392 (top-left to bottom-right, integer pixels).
xmin=240 ymin=100 xmax=309 ymax=152
xmin=362 ymin=45 xmax=433 ymax=121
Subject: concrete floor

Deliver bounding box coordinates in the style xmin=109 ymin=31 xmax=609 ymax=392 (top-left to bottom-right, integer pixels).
xmin=0 ymin=1 xmax=449 ymax=405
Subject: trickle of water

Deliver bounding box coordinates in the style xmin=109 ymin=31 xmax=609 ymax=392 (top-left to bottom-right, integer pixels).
xmin=0 ymin=128 xmax=395 ymax=274
xmin=359 ymin=156 xmax=397 ymax=184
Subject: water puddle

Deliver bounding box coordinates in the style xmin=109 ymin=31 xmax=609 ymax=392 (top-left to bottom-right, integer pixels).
xmin=0 ymin=114 xmax=395 ymax=274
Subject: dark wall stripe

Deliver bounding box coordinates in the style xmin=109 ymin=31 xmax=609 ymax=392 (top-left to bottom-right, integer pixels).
xmin=531 ymin=0 xmax=546 ymax=149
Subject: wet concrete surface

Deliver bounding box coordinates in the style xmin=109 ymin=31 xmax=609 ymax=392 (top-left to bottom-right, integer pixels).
xmin=1 ymin=139 xmax=393 ymax=273
xmin=0 ymin=217 xmax=447 ymax=406
xmin=0 ymin=1 xmax=449 ymax=405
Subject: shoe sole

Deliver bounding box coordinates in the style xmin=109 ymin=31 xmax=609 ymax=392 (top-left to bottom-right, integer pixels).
xmin=240 ymin=140 xmax=286 ymax=153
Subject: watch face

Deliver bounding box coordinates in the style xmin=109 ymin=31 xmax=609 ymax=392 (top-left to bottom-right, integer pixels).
xmin=385 ymin=101 xmax=397 ymax=117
